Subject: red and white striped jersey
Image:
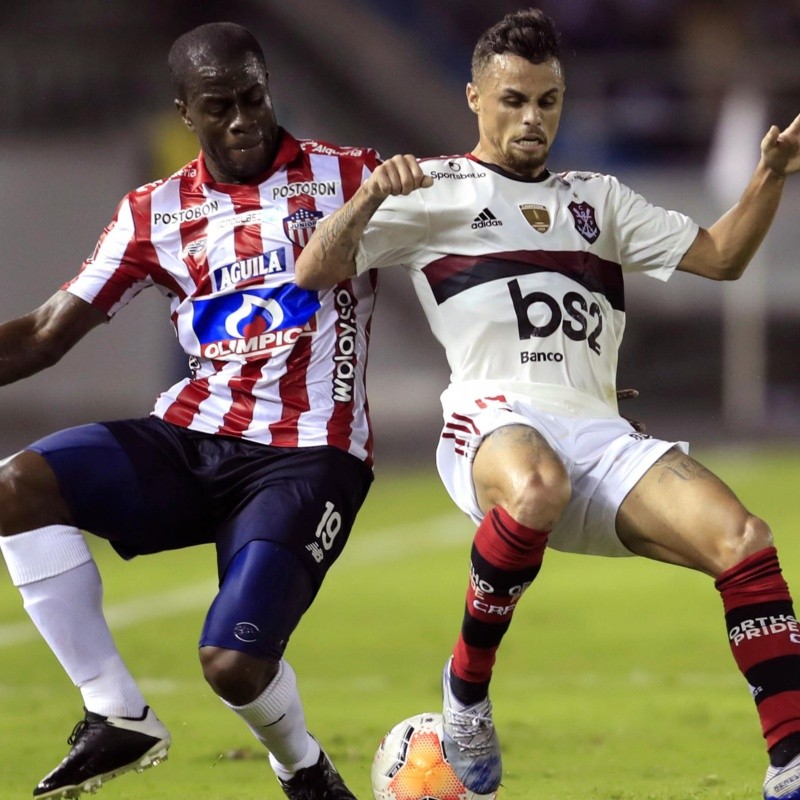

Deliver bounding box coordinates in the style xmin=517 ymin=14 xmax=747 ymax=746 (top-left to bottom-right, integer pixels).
xmin=65 ymin=130 xmax=379 ymax=465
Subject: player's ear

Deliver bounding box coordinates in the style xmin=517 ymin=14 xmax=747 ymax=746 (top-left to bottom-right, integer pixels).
xmin=466 ymin=83 xmax=480 ymax=115
xmin=175 ymin=99 xmax=195 ymax=131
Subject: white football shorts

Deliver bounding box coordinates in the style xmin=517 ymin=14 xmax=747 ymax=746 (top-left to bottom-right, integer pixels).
xmin=436 ymin=394 xmax=688 ymax=557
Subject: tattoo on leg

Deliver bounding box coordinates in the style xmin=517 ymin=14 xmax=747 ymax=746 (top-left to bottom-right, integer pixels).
xmin=653 ymin=450 xmax=711 ymax=482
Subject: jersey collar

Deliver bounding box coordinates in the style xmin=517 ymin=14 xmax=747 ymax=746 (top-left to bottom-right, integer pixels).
xmin=192 ymin=128 xmax=303 ymax=190
xmin=466 ymin=153 xmax=551 ymax=183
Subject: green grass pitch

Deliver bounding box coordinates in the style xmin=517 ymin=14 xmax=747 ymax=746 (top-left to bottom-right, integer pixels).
xmin=1 ymin=447 xmax=799 ymax=799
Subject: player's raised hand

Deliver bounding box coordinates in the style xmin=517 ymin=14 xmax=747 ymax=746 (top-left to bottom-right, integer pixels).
xmin=364 ymin=154 xmax=434 ymax=201
xmin=761 ymin=112 xmax=800 ymax=177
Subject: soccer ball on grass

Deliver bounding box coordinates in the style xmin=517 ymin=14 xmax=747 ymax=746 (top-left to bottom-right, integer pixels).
xmin=371 ymin=712 xmax=498 ymax=800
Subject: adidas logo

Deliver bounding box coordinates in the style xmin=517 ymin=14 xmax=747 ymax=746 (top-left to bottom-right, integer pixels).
xmin=471 ymin=208 xmax=503 ymax=229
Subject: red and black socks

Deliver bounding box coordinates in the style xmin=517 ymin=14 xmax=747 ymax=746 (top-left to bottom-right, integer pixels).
xmin=450 ymin=506 xmax=549 ymax=705
xmin=716 ymin=547 xmax=800 ymax=766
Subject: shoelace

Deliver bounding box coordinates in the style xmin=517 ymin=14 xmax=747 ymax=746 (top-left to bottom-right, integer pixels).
xmin=444 ymin=701 xmax=497 ymax=755
xmin=67 ymin=718 xmax=91 ymax=746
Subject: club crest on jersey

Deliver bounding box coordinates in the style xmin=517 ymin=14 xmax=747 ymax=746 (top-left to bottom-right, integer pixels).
xmin=283 ymin=208 xmax=324 ymax=247
xmin=568 ymin=201 xmax=600 ymax=243
xmin=519 ymin=203 xmax=550 ymax=233
xmin=191 ymin=284 xmax=319 ymax=360
xmin=209 ymin=248 xmax=288 ymax=292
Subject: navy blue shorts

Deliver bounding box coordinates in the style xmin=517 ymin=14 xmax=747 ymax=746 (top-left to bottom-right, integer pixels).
xmin=28 ymin=417 xmax=373 ymax=590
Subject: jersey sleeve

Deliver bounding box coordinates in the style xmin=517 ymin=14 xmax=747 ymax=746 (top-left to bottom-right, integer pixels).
xmin=610 ymin=177 xmax=699 ymax=281
xmin=364 ymin=148 xmax=382 ymax=173
xmin=62 ymin=194 xmax=155 ymax=318
xmin=354 ymin=189 xmax=429 ymax=274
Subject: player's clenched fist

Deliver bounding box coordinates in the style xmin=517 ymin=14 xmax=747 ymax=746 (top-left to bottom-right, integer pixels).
xmin=365 ymin=154 xmax=434 ymax=200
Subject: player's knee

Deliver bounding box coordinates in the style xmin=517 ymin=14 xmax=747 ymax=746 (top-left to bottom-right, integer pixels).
xmin=505 ymin=460 xmax=571 ymax=530
xmin=199 ymin=645 xmax=279 ymax=705
xmin=0 ymin=457 xmax=23 ymax=533
xmin=0 ymin=451 xmax=71 ymax=536
xmin=716 ymin=513 xmax=773 ymax=573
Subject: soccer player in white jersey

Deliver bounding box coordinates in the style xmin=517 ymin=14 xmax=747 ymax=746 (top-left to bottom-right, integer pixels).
xmin=296 ymin=8 xmax=800 ymax=799
xmin=0 ymin=23 xmax=377 ymax=800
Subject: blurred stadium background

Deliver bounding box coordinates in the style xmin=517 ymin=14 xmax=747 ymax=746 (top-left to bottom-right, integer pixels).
xmin=0 ymin=0 xmax=798 ymax=465
xmin=1 ymin=5 xmax=799 ymax=797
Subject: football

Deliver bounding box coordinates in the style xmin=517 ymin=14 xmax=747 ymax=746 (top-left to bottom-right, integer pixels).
xmin=371 ymin=712 xmax=498 ymax=800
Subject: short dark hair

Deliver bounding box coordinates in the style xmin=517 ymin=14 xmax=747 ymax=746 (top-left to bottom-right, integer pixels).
xmin=168 ymin=22 xmax=266 ymax=101
xmin=471 ymin=8 xmax=562 ymax=82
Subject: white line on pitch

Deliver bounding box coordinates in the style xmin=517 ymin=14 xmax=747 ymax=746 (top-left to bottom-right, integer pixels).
xmin=0 ymin=513 xmax=468 ymax=648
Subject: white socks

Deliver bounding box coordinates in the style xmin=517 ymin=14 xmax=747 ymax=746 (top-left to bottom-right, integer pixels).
xmin=0 ymin=524 xmax=92 ymax=584
xmin=222 ymin=659 xmax=319 ymax=777
xmin=0 ymin=525 xmax=147 ymax=717
xmin=1 ymin=525 xmax=319 ymax=774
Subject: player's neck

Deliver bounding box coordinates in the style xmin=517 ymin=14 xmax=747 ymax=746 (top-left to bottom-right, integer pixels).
xmin=470 ymin=146 xmax=547 ymax=181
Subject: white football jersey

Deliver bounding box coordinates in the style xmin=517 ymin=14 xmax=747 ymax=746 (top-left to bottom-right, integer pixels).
xmin=355 ymin=155 xmax=698 ymax=417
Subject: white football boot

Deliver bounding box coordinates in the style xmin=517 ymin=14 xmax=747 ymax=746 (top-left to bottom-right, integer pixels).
xmin=441 ymin=658 xmax=502 ymax=796
xmin=765 ymin=753 xmax=800 ymax=799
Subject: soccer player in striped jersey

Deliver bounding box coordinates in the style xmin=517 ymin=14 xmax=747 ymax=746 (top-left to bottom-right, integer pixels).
xmin=0 ymin=22 xmax=377 ymax=800
xmin=296 ymin=8 xmax=800 ymax=799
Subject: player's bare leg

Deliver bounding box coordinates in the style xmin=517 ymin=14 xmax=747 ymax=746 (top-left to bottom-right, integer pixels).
xmin=615 ymin=448 xmax=769 ymax=574
xmin=473 ymin=425 xmax=571 ymax=530
xmin=616 ymin=447 xmax=800 ymax=799
xmin=0 ymin=451 xmax=170 ymax=798
xmin=0 ymin=450 xmax=73 ymax=533
xmin=439 ymin=424 xmax=569 ymax=795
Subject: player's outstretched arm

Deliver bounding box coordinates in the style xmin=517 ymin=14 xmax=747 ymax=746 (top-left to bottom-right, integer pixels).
xmin=0 ymin=291 xmax=107 ymax=386
xmin=678 ymin=112 xmax=800 ymax=281
xmin=295 ymin=154 xmax=432 ymax=290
